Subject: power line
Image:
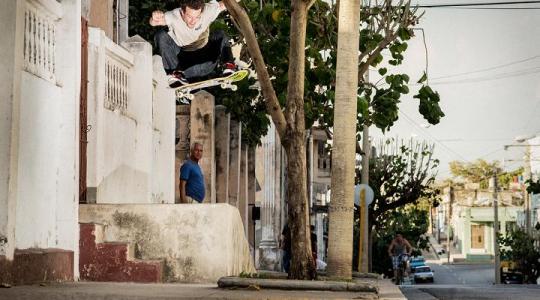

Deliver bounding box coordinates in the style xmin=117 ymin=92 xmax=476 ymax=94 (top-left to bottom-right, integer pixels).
xmin=424 ymin=6 xmax=540 ymax=9
xmin=417 ymin=1 xmax=540 ymax=8
xmin=428 ymin=66 xmax=540 ymax=85
xmin=431 ymin=55 xmax=540 ymax=81
xmin=399 ymin=109 xmax=470 ymax=161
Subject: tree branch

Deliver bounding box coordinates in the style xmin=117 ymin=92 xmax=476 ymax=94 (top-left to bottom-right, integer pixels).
xmin=223 ymin=0 xmax=287 ymax=140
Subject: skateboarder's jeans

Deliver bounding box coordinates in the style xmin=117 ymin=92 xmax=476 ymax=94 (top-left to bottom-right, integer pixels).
xmin=154 ymin=29 xmax=234 ymax=80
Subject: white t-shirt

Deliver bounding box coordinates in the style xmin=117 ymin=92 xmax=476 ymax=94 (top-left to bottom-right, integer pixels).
xmin=164 ymin=1 xmax=224 ymax=51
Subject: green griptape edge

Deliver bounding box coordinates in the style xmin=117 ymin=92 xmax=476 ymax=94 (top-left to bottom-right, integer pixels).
xmin=228 ymin=69 xmax=249 ymax=81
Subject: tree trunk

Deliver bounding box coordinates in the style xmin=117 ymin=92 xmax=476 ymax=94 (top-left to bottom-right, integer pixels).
xmin=223 ymin=0 xmax=316 ymax=279
xmin=326 ymin=0 xmax=361 ymax=279
xmin=285 ymin=130 xmax=316 ymax=279
xmin=283 ymin=0 xmax=316 ymax=280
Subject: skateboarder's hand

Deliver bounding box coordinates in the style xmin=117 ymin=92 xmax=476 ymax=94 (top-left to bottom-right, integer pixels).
xmin=149 ymin=10 xmax=166 ymax=26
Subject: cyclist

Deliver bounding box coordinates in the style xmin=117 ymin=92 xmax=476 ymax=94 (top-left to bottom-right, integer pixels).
xmin=388 ymin=232 xmax=412 ymax=283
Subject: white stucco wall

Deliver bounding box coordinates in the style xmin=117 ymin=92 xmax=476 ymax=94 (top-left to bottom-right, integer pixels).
xmin=86 ymin=30 xmax=175 ymax=204
xmin=529 ymin=136 xmax=540 ymax=176
xmin=79 ymin=203 xmax=255 ymax=282
xmin=86 ymin=29 xmax=150 ymax=203
xmin=11 ymin=0 xmax=81 ymax=263
xmin=455 ymin=206 xmax=520 ymax=255
xmin=150 ymin=56 xmax=176 ymax=204
xmin=0 ymin=0 xmax=25 ymax=258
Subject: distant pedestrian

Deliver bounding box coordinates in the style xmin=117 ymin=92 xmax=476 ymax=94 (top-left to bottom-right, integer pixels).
xmin=179 ymin=142 xmax=205 ymax=203
xmin=310 ymin=225 xmax=318 ymax=267
xmin=281 ymin=222 xmax=291 ymax=273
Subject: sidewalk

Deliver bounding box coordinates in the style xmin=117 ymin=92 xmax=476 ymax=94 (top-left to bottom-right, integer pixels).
xmin=427 ymin=235 xmax=469 ymax=265
xmin=0 ymin=280 xmax=406 ymax=300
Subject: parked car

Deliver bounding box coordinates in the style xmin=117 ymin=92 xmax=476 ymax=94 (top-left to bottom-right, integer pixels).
xmin=410 ymin=256 xmax=426 ymax=269
xmin=501 ymin=269 xmax=524 ymax=284
xmin=412 ymin=265 xmax=434 ymax=283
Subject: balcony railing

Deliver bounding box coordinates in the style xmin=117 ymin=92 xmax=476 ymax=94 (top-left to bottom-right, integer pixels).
xmin=23 ymin=0 xmax=61 ymax=83
xmin=103 ymin=38 xmax=133 ymax=113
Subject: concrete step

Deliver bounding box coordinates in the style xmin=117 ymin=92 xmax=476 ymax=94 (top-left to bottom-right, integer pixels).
xmin=79 ymin=223 xmax=164 ymax=283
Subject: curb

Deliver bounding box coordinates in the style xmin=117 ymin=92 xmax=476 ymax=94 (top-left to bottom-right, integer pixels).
xmin=217 ymin=277 xmax=379 ymax=293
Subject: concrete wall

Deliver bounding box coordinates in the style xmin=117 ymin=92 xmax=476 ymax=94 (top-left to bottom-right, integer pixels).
xmin=454 ymin=206 xmax=520 ymax=255
xmin=88 ymin=0 xmax=114 ymax=39
xmin=79 ymin=204 xmax=255 ymax=282
xmin=12 ymin=0 xmax=81 ymax=252
xmin=151 ymin=56 xmax=176 ymax=203
xmin=0 ymin=0 xmax=81 ymax=282
xmin=529 ymin=136 xmax=540 ymax=176
xmin=228 ymin=121 xmax=242 ymax=206
xmin=190 ymin=92 xmax=216 ymax=203
xmin=0 ymin=0 xmax=24 ymax=259
xmin=86 ymin=29 xmax=175 ymax=204
xmin=215 ymin=106 xmax=230 ymax=203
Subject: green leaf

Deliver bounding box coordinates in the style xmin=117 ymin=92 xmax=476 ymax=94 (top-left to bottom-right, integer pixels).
xmin=378 ymin=68 xmax=387 ymax=76
xmin=247 ymin=1 xmax=259 ymax=9
xmin=417 ymin=72 xmax=428 ymax=84
xmin=397 ymin=27 xmax=411 ymax=40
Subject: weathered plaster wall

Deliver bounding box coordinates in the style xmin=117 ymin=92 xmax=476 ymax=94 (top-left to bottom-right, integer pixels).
xmin=88 ymin=0 xmax=114 ymax=39
xmin=87 ymin=30 xmax=174 ymax=204
xmin=0 ymin=0 xmax=81 ymax=282
xmin=79 ymin=204 xmax=255 ymax=282
xmin=15 ymin=0 xmax=81 ymax=256
xmin=151 ymin=55 xmax=176 ymax=203
xmin=0 ymin=0 xmax=24 ymax=259
xmin=190 ymin=92 xmax=216 ymax=203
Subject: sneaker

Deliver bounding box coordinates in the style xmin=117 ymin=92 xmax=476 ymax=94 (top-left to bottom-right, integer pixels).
xmin=222 ymin=62 xmax=237 ymax=76
xmin=168 ymin=71 xmax=188 ymax=88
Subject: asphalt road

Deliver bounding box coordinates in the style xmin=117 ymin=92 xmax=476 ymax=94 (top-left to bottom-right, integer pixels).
xmin=426 ymin=263 xmax=494 ymax=285
xmin=401 ymin=263 xmax=540 ymax=300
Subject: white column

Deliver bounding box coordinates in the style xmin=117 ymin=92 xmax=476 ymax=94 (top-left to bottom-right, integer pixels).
xmin=258 ymin=122 xmax=279 ymax=270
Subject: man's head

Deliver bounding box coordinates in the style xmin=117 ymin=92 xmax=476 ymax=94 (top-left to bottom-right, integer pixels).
xmin=395 ymin=232 xmax=404 ymax=242
xmin=180 ymin=0 xmax=205 ymax=28
xmin=190 ymin=142 xmax=203 ymax=162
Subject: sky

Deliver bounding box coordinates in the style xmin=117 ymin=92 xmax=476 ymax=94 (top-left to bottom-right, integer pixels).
xmin=369 ymin=0 xmax=540 ymax=180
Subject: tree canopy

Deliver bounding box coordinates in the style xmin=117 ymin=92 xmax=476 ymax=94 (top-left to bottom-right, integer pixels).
xmin=449 ymin=159 xmax=523 ymax=189
xmin=128 ymin=0 xmax=445 ymax=147
xmin=499 ymin=229 xmax=540 ymax=283
xmin=367 ymin=139 xmax=439 ymax=229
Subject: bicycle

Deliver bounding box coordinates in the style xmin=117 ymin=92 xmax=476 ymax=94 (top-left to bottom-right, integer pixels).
xmin=395 ymin=253 xmax=410 ymax=285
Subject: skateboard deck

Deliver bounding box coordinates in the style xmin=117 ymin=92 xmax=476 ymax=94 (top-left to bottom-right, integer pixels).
xmin=175 ymin=70 xmax=249 ymax=101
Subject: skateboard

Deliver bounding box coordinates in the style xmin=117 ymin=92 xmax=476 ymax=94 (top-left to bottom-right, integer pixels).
xmin=174 ymin=70 xmax=249 ymax=101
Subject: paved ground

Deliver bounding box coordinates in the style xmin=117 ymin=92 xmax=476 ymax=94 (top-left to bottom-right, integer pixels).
xmin=401 ymin=241 xmax=540 ymax=300
xmin=0 ymin=279 xmax=406 ymax=300
xmin=401 ymin=284 xmax=540 ymax=300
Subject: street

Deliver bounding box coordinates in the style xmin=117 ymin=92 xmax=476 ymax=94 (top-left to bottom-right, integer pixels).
xmin=425 ymin=263 xmax=493 ymax=285
xmin=401 ymin=263 xmax=540 ymax=300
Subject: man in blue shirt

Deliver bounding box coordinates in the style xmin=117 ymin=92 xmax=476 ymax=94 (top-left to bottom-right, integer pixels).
xmin=179 ymin=142 xmax=205 ymax=203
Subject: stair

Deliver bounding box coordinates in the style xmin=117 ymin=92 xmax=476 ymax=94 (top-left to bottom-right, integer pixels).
xmin=79 ymin=223 xmax=163 ymax=283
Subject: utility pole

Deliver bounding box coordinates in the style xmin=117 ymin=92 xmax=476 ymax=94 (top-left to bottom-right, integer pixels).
xmin=524 ymin=145 xmax=532 ymax=235
xmin=493 ymin=173 xmax=501 ymax=284
xmin=447 ymin=186 xmax=454 ymax=264
xmin=360 ymin=69 xmax=370 ymax=273
xmin=359 ymin=125 xmax=370 ymax=273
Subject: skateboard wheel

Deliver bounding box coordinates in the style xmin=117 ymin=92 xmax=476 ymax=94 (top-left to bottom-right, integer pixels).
xmin=188 ymin=94 xmax=195 ymax=100
xmin=230 ymin=85 xmax=238 ymax=91
xmin=220 ymin=83 xmax=227 ymax=89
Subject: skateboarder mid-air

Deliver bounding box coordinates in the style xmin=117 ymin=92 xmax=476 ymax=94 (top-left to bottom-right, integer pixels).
xmin=149 ymin=0 xmax=238 ymax=88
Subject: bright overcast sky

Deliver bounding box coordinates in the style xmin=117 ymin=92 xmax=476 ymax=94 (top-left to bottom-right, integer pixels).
xmin=369 ymin=0 xmax=540 ymax=180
